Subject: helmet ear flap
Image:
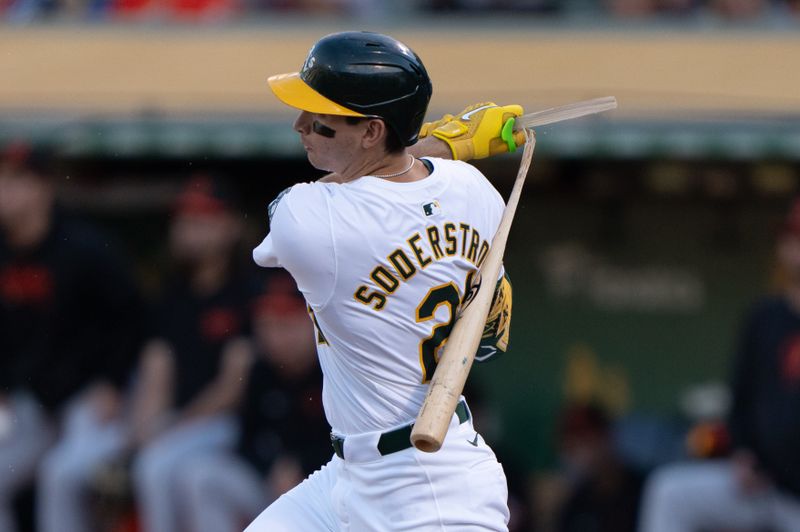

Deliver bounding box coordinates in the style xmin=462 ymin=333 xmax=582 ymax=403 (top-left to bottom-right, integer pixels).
xmin=406 ymin=110 xmax=428 ymax=146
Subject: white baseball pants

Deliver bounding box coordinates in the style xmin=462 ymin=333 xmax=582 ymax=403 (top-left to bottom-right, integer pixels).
xmin=246 ymin=414 xmax=509 ymax=532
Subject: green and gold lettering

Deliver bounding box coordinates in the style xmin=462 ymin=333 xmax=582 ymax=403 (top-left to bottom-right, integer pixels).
xmin=476 ymin=241 xmax=490 ymax=267
xmin=371 ymin=266 xmax=399 ymax=293
xmin=467 ymin=228 xmax=481 ymax=264
xmin=444 ymin=223 xmax=457 ymax=256
xmin=354 ymin=285 xmax=387 ymax=311
xmin=426 ymin=226 xmax=444 ymax=260
xmin=459 ymin=223 xmax=471 ymax=257
xmin=388 ymin=249 xmax=417 ymax=280
xmin=408 ymin=234 xmax=432 ymax=269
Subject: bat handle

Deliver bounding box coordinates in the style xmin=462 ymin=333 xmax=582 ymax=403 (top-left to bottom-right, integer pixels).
xmin=411 ymin=384 xmax=463 ymax=452
xmin=410 ymin=433 xmax=441 ymax=453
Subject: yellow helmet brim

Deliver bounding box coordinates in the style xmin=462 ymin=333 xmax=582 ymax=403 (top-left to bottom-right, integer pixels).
xmin=267 ymin=73 xmax=365 ymax=117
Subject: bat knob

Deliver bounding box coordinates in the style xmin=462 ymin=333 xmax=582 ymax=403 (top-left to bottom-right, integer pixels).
xmin=411 ymin=432 xmax=442 ymax=453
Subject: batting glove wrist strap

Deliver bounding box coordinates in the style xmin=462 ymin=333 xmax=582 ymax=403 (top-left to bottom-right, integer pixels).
xmin=419 ymin=102 xmax=526 ymax=161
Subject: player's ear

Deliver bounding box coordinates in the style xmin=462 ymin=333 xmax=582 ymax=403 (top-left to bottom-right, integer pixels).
xmin=361 ymin=118 xmax=387 ymax=150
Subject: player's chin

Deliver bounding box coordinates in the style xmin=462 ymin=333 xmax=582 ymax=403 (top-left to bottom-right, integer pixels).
xmin=306 ymin=152 xmax=333 ymax=173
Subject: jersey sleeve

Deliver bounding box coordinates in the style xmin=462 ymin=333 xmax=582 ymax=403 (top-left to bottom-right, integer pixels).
xmin=252 ymin=183 xmax=337 ymax=308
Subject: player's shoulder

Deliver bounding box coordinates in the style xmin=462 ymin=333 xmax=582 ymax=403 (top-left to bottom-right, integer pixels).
xmin=272 ymin=181 xmax=334 ymax=205
xmin=425 ymin=157 xmax=491 ymax=189
xmin=428 ymin=157 xmax=503 ymax=205
xmin=268 ymin=181 xmax=334 ymax=222
xmin=426 ymin=157 xmax=483 ymax=179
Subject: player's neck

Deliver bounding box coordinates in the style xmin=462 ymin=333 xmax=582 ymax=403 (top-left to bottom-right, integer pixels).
xmin=339 ymin=151 xmax=426 ymax=184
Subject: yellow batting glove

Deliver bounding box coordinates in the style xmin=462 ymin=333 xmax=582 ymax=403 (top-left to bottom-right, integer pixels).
xmin=418 ymin=112 xmax=454 ymax=139
xmin=419 ymin=102 xmax=526 ymax=161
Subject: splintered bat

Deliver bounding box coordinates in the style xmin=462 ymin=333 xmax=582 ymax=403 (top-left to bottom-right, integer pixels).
xmin=410 ymin=96 xmax=617 ymax=453
xmin=514 ymin=96 xmax=617 ymax=130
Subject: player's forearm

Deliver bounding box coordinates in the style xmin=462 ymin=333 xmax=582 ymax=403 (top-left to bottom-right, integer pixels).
xmin=409 ymin=137 xmax=453 ymax=160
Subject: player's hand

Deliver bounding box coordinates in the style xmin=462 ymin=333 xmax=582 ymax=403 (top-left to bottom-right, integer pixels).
xmin=418 ymin=102 xmax=526 ymax=161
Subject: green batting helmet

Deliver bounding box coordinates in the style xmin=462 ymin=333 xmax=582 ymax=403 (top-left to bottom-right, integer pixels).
xmin=268 ymin=31 xmax=433 ymax=146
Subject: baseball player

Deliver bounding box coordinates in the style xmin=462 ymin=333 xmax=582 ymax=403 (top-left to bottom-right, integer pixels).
xmin=248 ymin=31 xmax=524 ymax=531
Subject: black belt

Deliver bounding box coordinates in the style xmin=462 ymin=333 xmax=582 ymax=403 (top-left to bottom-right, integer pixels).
xmin=331 ymin=400 xmax=470 ymax=460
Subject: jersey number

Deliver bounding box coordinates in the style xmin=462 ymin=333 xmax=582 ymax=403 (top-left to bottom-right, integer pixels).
xmin=415 ymin=282 xmax=461 ymax=383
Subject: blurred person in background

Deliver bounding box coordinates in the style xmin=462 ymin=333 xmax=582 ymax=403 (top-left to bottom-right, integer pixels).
xmin=603 ymin=0 xmax=658 ymax=17
xmin=638 ymin=197 xmax=800 ymax=532
xmin=421 ymin=0 xmax=559 ymax=12
xmin=657 ymin=0 xmax=696 ymax=15
xmin=603 ymin=0 xmax=777 ymax=18
xmin=604 ymin=0 xmax=701 ymax=18
xmin=556 ymin=402 xmax=643 ymax=532
xmin=127 ymin=175 xmax=257 ymax=532
xmin=179 ymin=271 xmax=330 ymax=532
xmin=711 ymin=0 xmax=768 ymax=18
xmin=0 ymin=141 xmax=143 ymax=532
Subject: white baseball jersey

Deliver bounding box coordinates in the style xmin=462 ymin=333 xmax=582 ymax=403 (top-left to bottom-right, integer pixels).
xmin=253 ymin=157 xmax=505 ymax=436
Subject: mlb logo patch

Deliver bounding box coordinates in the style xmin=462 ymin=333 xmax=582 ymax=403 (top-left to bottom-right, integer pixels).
xmin=423 ymin=200 xmax=441 ymax=217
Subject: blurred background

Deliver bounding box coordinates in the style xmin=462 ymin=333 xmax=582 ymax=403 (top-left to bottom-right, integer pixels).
xmin=2 ymin=1 xmax=800 ymax=531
